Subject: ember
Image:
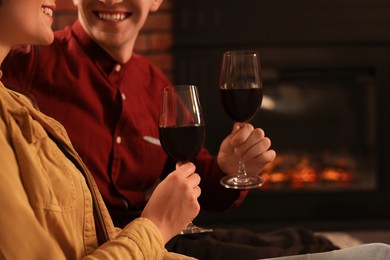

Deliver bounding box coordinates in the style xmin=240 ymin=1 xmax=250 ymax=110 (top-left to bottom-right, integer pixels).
xmin=261 ymin=151 xmax=354 ymax=190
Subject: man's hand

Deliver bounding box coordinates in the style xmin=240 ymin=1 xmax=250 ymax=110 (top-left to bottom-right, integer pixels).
xmin=217 ymin=123 xmax=276 ymax=176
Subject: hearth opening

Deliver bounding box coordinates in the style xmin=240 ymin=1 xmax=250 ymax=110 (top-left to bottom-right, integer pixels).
xmin=259 ymin=67 xmax=377 ymax=192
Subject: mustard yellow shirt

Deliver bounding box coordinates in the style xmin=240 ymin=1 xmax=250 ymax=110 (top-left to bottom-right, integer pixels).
xmin=0 ymin=73 xmax=195 ymax=259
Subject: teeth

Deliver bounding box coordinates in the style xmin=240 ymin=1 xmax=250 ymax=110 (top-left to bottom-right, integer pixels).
xmin=41 ymin=7 xmax=53 ymax=17
xmin=98 ymin=12 xmax=127 ymax=22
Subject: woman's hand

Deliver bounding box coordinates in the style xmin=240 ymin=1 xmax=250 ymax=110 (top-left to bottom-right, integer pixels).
xmin=141 ymin=162 xmax=201 ymax=243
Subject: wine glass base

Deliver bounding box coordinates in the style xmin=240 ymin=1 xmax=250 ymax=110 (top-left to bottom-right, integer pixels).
xmin=180 ymin=222 xmax=213 ymax=235
xmin=220 ymin=175 xmax=264 ymax=189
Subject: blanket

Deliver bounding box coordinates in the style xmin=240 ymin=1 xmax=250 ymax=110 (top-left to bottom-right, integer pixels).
xmin=166 ymin=227 xmax=339 ymax=260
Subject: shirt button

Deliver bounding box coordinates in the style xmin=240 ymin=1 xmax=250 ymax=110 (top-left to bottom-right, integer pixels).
xmin=121 ymin=93 xmax=126 ymax=100
xmin=114 ymin=64 xmax=121 ymax=72
xmin=123 ymin=199 xmax=129 ymax=209
xmin=116 ymin=136 xmax=122 ymax=144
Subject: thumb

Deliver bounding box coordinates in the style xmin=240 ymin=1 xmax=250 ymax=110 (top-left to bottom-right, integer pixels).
xmin=175 ymin=162 xmax=196 ymax=176
xmin=175 ymin=163 xmax=182 ymax=170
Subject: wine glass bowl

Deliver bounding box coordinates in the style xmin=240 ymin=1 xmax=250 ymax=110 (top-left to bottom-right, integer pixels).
xmin=159 ymin=85 xmax=205 ymax=164
xmin=219 ymin=50 xmax=265 ymax=189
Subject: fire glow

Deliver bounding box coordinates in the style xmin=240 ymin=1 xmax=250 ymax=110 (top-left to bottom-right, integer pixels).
xmin=261 ymin=152 xmax=354 ymax=189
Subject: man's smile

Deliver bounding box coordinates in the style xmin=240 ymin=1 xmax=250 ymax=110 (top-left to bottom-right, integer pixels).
xmin=94 ymin=11 xmax=130 ymax=22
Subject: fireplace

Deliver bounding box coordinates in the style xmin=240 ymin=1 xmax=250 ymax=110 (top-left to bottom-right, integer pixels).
xmin=172 ymin=0 xmax=390 ymax=230
xmin=260 ymin=66 xmax=377 ymax=192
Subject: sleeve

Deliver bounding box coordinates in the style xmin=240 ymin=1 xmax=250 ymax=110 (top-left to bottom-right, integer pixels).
xmin=85 ymin=218 xmax=195 ymax=260
xmin=195 ymin=148 xmax=248 ymax=212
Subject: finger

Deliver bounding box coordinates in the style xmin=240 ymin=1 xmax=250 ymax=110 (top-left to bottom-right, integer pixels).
xmin=234 ymin=128 xmax=266 ymax=157
xmin=241 ymin=136 xmax=272 ymax=161
xmin=186 ymin=173 xmax=201 ymax=187
xmin=230 ymin=123 xmax=241 ymax=135
xmin=175 ymin=162 xmax=196 ymax=177
xmin=248 ymin=149 xmax=277 ymax=168
xmin=243 ymin=128 xmax=266 ymax=151
xmin=230 ymin=124 xmax=254 ymax=146
xmin=193 ymin=185 xmax=201 ymax=199
xmin=241 ymin=149 xmax=276 ymax=176
xmin=263 ymin=149 xmax=277 ymax=163
xmin=175 ymin=163 xmax=181 ymax=170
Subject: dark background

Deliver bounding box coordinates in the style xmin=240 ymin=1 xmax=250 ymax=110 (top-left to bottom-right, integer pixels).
xmin=172 ymin=0 xmax=390 ymax=231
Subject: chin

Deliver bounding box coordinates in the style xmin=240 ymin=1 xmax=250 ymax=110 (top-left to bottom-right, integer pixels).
xmin=20 ymin=34 xmax=54 ymax=47
xmin=36 ymin=33 xmax=55 ymax=45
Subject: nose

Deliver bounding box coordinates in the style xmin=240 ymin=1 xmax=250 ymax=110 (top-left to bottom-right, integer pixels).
xmin=98 ymin=0 xmax=123 ymax=4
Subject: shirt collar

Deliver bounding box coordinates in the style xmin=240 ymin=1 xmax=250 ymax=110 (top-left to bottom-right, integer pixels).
xmin=71 ymin=20 xmax=119 ymax=75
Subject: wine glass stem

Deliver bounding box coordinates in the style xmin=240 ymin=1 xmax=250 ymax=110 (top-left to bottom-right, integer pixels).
xmin=237 ymin=157 xmax=248 ymax=178
xmin=236 ymin=123 xmax=248 ymax=178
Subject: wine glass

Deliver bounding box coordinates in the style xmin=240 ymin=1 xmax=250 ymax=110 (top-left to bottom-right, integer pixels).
xmin=219 ymin=50 xmax=264 ymax=189
xmin=158 ymin=84 xmax=213 ymax=234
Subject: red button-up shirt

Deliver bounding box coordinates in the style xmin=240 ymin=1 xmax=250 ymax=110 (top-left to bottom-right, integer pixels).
xmin=3 ymin=20 xmax=246 ymax=227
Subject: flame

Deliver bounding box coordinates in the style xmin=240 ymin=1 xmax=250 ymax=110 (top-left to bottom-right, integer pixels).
xmin=261 ymin=152 xmax=354 ymax=189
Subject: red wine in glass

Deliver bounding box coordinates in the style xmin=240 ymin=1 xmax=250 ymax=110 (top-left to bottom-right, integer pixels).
xmin=219 ymin=50 xmax=265 ymax=189
xmin=159 ymin=125 xmax=205 ymax=163
xmin=159 ymin=84 xmax=213 ymax=234
xmin=220 ymin=88 xmax=263 ymax=123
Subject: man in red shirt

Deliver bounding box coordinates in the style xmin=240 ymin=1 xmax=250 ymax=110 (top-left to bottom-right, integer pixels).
xmin=2 ymin=0 xmax=338 ymax=258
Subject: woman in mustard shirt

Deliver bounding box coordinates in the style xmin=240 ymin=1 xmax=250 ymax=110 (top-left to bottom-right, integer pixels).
xmin=0 ymin=0 xmax=201 ymax=258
